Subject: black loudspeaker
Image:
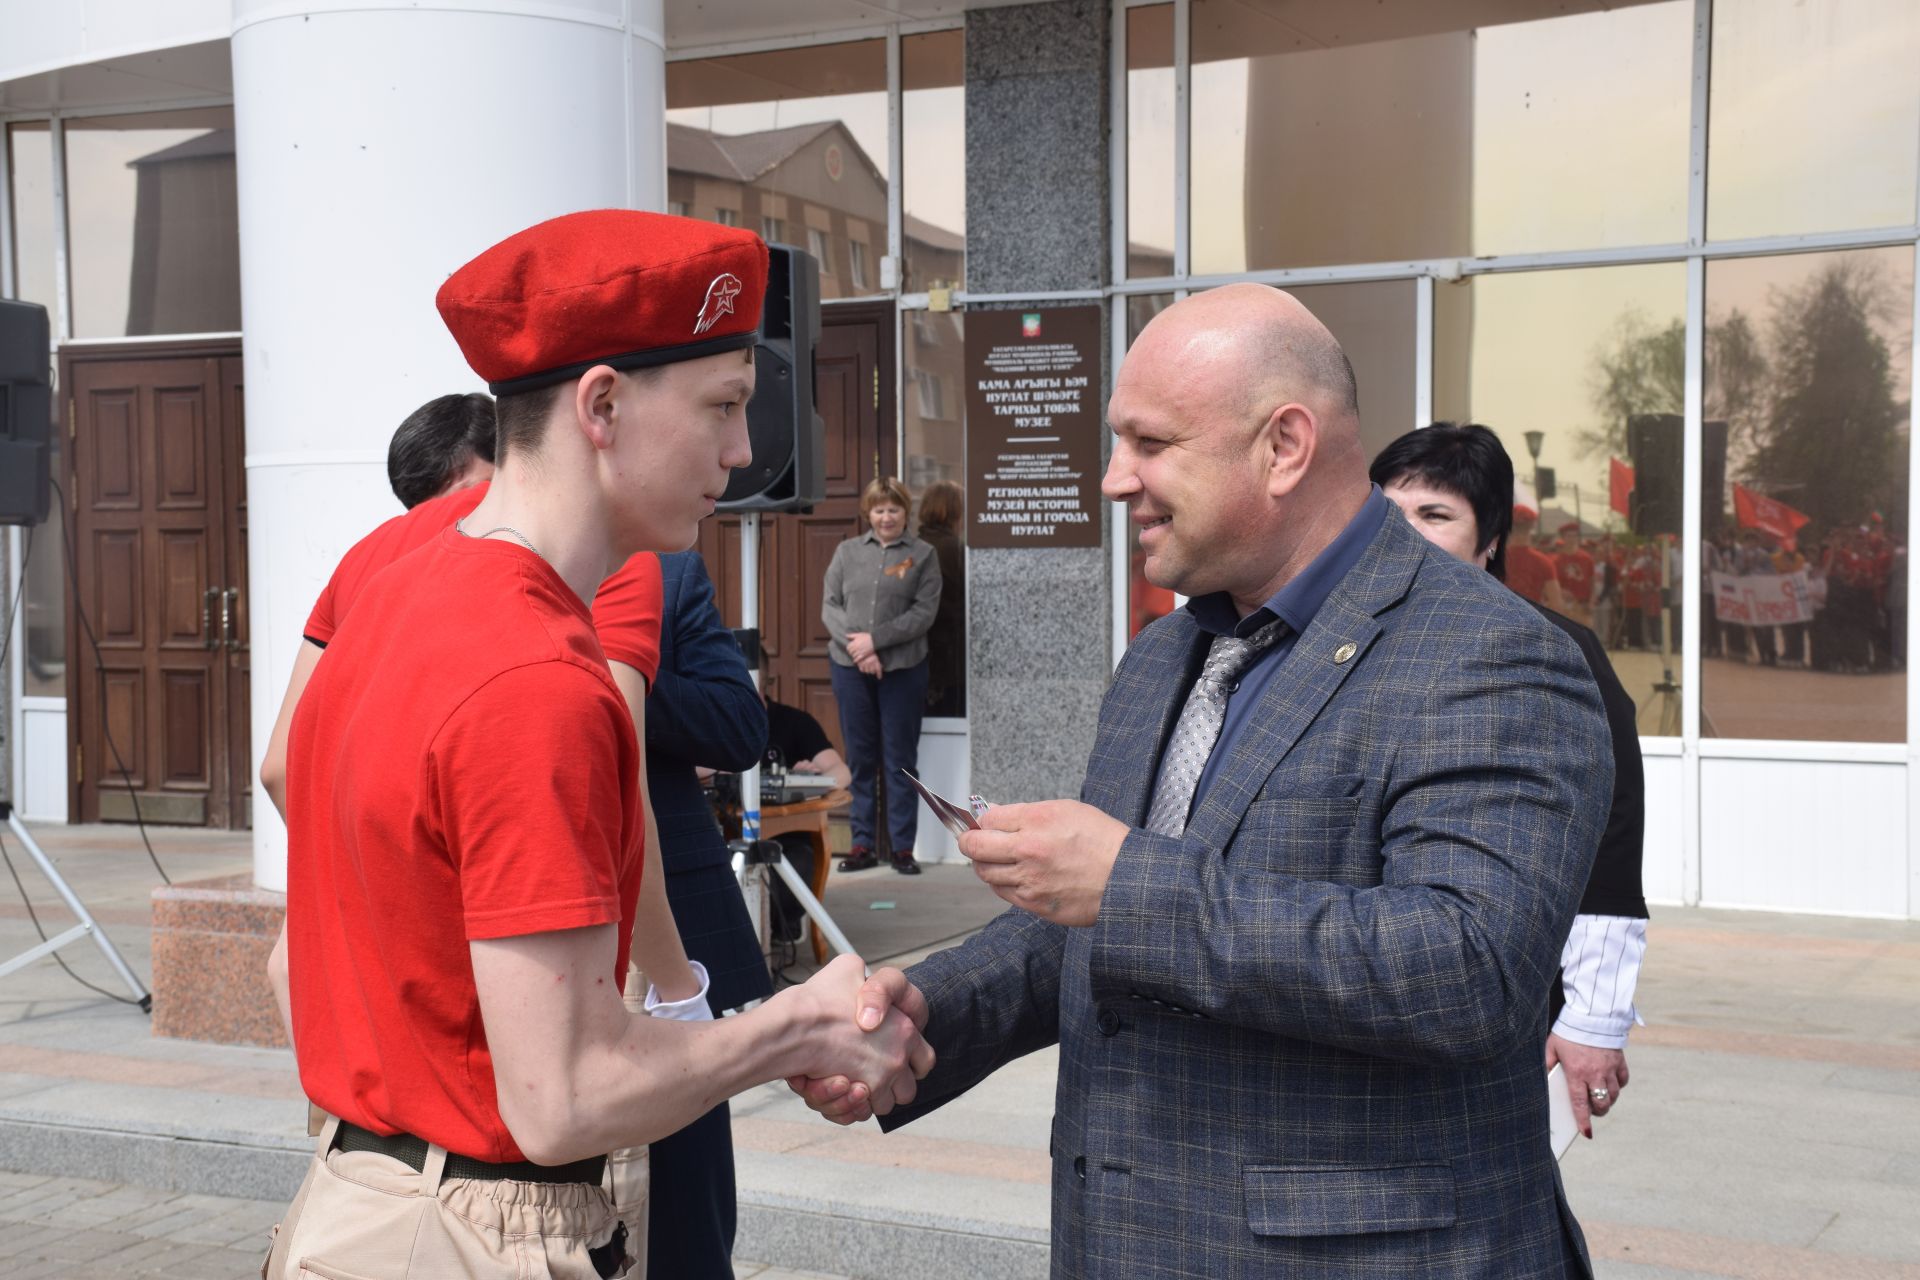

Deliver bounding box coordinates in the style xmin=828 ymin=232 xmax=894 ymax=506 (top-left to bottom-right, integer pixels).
xmin=720 ymin=244 xmax=825 ymax=513
xmin=1534 ymin=466 xmax=1557 ymax=501
xmin=0 ymin=300 xmax=53 ymax=528
xmin=1627 ymin=413 xmax=1682 ymax=537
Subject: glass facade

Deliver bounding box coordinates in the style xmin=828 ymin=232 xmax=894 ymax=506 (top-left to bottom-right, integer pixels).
xmin=0 ymin=2 xmax=1913 ymax=767
xmin=1699 ymin=248 xmax=1911 ymax=741
xmin=1187 ymin=0 xmax=1691 ymax=273
xmin=6 ymin=124 xmax=63 ymax=698
xmin=1435 ymin=265 xmax=1691 ymax=735
xmin=903 ymin=29 xmax=966 ymax=292
xmin=1125 ymin=0 xmax=1919 ymax=753
xmin=1707 ymin=0 xmax=1920 ymax=241
xmin=666 ymin=40 xmax=888 ymax=302
xmin=904 ymin=309 xmax=966 ymax=493
xmin=22 ymin=435 xmax=65 ymax=697
xmin=64 ymin=107 xmax=241 ymax=338
xmin=1125 ymin=5 xmax=1175 ymax=279
xmin=5 ymin=122 xmax=56 ymax=319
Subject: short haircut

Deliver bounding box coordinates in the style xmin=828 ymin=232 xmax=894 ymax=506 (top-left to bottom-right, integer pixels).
xmin=492 ymin=365 xmax=666 ymax=465
xmin=1368 ymin=422 xmax=1515 ymax=580
xmin=491 ymin=383 xmax=567 ymax=466
xmin=917 ymin=480 xmax=964 ymax=533
xmin=861 ymin=476 xmax=911 ymax=517
xmin=1250 ymin=316 xmax=1360 ymax=421
xmin=387 ymin=392 xmax=497 ymax=509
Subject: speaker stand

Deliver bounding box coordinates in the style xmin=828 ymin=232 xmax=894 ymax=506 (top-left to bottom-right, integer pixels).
xmin=0 ymin=802 xmax=152 ymax=1010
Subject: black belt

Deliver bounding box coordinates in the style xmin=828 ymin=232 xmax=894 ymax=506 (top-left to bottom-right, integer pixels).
xmin=334 ymin=1120 xmax=607 ymax=1186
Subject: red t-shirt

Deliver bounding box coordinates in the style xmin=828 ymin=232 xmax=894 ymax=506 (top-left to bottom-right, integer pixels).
xmin=287 ymin=529 xmax=643 ymax=1161
xmin=1506 ymin=545 xmax=1558 ymax=604
xmin=304 ymin=483 xmax=488 ymax=646
xmin=1554 ymin=549 xmax=1595 ymax=604
xmin=592 ymin=553 xmax=664 ymax=684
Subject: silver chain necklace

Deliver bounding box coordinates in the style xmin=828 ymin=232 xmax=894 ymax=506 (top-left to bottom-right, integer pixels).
xmin=455 ymin=517 xmax=541 ymax=558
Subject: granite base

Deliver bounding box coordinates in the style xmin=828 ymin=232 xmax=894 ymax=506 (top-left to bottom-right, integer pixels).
xmin=150 ymin=874 xmax=288 ymax=1048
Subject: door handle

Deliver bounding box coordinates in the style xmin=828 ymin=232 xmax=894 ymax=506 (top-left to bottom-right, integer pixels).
xmin=222 ymin=587 xmax=242 ymax=653
xmin=204 ymin=588 xmax=221 ymax=650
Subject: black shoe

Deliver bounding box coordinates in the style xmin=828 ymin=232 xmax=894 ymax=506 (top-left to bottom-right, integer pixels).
xmin=891 ymin=856 xmax=922 ymax=876
xmin=839 ymin=846 xmax=880 ymax=873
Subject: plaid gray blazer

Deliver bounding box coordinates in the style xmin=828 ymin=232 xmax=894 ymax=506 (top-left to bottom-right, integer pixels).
xmin=887 ymin=512 xmax=1612 ymax=1278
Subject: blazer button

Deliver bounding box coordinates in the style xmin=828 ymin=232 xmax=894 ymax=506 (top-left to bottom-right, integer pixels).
xmin=1073 ymin=1155 xmax=1087 ymax=1182
xmin=1096 ymin=1008 xmax=1121 ymax=1037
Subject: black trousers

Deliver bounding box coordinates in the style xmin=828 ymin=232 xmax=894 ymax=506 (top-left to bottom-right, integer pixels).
xmin=646 ymin=1100 xmax=737 ymax=1279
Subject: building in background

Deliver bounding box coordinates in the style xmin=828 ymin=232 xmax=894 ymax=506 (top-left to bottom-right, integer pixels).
xmin=3 ymin=0 xmax=1918 ymax=921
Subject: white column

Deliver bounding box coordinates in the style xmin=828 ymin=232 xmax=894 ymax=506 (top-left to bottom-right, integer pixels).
xmin=233 ymin=0 xmax=666 ymax=890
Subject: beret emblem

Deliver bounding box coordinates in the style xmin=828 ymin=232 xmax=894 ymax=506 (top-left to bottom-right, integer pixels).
xmin=695 ymin=273 xmax=744 ymax=335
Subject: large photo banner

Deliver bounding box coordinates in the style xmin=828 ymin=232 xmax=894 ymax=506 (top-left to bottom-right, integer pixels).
xmin=1712 ymin=569 xmax=1814 ymax=626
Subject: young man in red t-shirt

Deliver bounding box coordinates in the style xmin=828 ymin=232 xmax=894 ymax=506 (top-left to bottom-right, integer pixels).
xmin=266 ymin=212 xmax=928 ymax=1280
xmin=261 ymin=489 xmax=695 ymax=1059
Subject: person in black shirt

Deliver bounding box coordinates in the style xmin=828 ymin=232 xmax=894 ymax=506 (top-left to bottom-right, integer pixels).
xmin=1371 ymin=424 xmax=1649 ymax=1142
xmin=764 ymin=698 xmax=851 ymax=789
xmin=759 ymin=685 xmax=851 ymax=945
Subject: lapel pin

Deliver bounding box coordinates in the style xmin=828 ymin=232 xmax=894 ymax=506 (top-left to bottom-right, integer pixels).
xmin=1333 ymin=642 xmax=1357 ymax=665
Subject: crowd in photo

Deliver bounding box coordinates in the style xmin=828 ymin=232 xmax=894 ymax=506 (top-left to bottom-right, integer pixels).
xmin=1500 ymin=508 xmax=1905 ymax=676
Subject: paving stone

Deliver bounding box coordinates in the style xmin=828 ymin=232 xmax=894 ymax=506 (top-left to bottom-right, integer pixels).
xmin=36 ymin=1226 xmax=147 ymax=1263
xmin=96 ymin=1238 xmax=217 ymax=1274
xmin=149 ymin=1245 xmax=263 ymax=1279
xmin=0 ymin=1221 xmax=69 ymax=1256
xmin=126 ymin=1205 xmax=222 ymax=1239
xmin=2 ymin=1258 xmax=84 ymax=1279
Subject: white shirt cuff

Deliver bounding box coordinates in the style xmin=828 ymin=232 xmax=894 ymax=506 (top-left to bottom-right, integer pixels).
xmin=644 ymin=960 xmax=714 ymax=1023
xmin=1554 ymin=914 xmax=1647 ymax=1049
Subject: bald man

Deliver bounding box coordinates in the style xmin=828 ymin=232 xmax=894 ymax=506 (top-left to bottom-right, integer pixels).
xmin=794 ymin=285 xmax=1613 ymax=1277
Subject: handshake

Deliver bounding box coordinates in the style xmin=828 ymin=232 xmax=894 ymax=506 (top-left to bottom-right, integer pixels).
xmin=773 ymin=955 xmax=930 ymax=1125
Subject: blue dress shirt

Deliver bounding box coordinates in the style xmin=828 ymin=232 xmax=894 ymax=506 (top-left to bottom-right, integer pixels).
xmin=1171 ymin=485 xmax=1391 ymax=815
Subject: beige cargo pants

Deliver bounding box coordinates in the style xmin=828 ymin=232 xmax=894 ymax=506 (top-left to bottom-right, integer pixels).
xmin=267 ymin=967 xmax=656 ymax=1279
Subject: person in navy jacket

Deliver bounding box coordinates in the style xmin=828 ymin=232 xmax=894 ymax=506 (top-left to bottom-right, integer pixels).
xmin=645 ymin=549 xmax=776 ymax=1278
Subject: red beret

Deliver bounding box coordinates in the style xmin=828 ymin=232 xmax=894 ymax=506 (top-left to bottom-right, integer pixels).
xmin=437 ymin=209 xmax=769 ymax=395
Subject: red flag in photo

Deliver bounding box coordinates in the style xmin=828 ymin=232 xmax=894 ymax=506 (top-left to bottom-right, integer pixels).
xmin=1732 ymin=483 xmax=1811 ymax=540
xmin=1610 ymin=457 xmax=1635 ymax=517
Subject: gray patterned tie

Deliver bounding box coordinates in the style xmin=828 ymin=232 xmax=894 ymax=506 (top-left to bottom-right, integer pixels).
xmin=1144 ymin=616 xmax=1290 ymax=837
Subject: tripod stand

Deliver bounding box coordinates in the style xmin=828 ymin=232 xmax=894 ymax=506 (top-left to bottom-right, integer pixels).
xmin=730 ymin=510 xmax=856 ymax=967
xmin=731 ymin=836 xmax=857 ymax=961
xmin=1640 ymin=668 xmax=1682 ymax=738
xmin=0 ymin=801 xmax=151 ymax=1009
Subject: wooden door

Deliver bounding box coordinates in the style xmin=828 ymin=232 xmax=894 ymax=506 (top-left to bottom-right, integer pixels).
xmin=219 ymin=357 xmax=252 ymax=827
xmin=63 ymin=344 xmax=251 ymax=828
xmin=699 ymin=300 xmax=896 ymax=752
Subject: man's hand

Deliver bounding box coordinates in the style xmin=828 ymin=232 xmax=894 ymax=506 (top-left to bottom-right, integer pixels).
xmin=787 ymin=967 xmax=928 ymax=1125
xmin=847 ymin=632 xmax=878 ymax=664
xmin=1547 ymin=1033 xmax=1629 ymax=1139
xmin=857 ymin=653 xmax=884 ymax=678
xmin=957 ymin=800 xmax=1128 ymax=927
xmin=777 ymin=956 xmax=933 ymax=1118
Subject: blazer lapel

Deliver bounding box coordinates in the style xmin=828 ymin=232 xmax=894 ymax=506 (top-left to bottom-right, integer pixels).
xmin=1085 ymin=612 xmax=1208 ymax=826
xmin=1184 ymin=514 xmax=1425 ymax=849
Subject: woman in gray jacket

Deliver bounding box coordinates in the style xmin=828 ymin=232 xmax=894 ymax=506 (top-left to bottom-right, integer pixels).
xmin=822 ymin=477 xmax=943 ymax=873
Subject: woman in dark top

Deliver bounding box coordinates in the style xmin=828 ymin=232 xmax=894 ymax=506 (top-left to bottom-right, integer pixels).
xmin=917 ymin=480 xmax=967 ymax=717
xmin=1371 ymin=423 xmax=1649 ymax=1142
